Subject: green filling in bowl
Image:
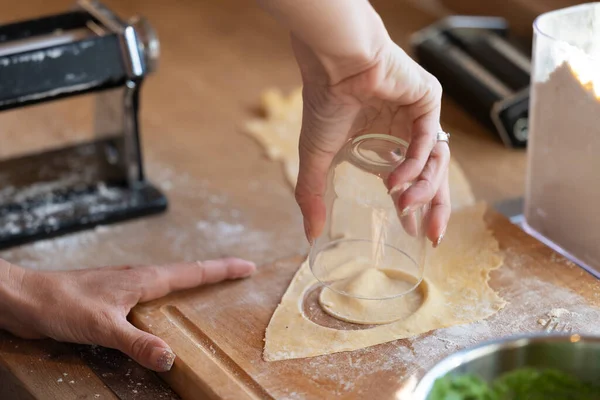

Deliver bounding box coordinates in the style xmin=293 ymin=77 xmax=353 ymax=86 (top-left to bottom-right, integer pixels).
xmin=430 ymin=368 xmax=600 ymax=400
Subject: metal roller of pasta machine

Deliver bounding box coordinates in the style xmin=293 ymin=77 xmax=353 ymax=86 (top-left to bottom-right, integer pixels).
xmin=0 ymin=0 xmax=167 ymax=249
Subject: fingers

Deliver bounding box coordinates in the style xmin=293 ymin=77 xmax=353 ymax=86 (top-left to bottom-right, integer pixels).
xmin=386 ymin=68 xmax=443 ymax=204
xmin=137 ymin=258 xmax=256 ymax=303
xmin=107 ymin=258 xmax=257 ymax=371
xmin=295 ymin=87 xmax=359 ymax=243
xmin=394 ymin=141 xmax=450 ymax=214
xmin=427 ymin=171 xmax=451 ymax=247
xmin=399 ymin=210 xmax=419 ymax=238
xmin=391 ymin=186 xmax=419 ymax=238
xmin=110 ymin=320 xmax=175 ymax=372
xmin=387 ymin=110 xmax=440 ymax=192
xmin=389 ymin=141 xmax=450 ymax=246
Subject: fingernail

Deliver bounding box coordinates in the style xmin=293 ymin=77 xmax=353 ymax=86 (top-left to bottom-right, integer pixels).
xmin=400 ymin=206 xmax=414 ymax=217
xmin=388 ymin=182 xmax=410 ymax=196
xmin=236 ymin=262 xmax=256 ymax=278
xmin=205 ymin=260 xmax=256 ymax=279
xmin=388 ymin=185 xmax=402 ymax=196
xmin=304 ymin=218 xmax=313 ymax=246
xmin=153 ymin=347 xmax=176 ymax=372
xmin=434 ymin=231 xmax=445 ymax=248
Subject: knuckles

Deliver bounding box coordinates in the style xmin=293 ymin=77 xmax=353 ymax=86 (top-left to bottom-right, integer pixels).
xmin=420 ymin=70 xmax=442 ymax=103
xmin=121 ymin=265 xmax=160 ymax=289
xmin=129 ymin=332 xmax=154 ymax=360
xmin=428 ymin=75 xmax=443 ymax=101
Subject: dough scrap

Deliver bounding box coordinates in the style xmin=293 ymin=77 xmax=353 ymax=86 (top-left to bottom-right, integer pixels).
xmin=319 ymin=268 xmax=426 ymax=325
xmin=244 ymin=87 xmax=303 ymax=186
xmin=244 ymin=88 xmax=504 ymax=361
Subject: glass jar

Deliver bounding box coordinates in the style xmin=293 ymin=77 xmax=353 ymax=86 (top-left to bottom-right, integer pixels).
xmin=524 ymin=3 xmax=600 ymax=276
xmin=308 ymin=133 xmax=427 ymax=301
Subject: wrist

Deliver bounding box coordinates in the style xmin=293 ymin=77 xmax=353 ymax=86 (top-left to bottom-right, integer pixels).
xmin=0 ymin=260 xmax=31 ymax=325
xmin=310 ymin=9 xmax=391 ymax=84
xmin=261 ymin=0 xmax=391 ymax=84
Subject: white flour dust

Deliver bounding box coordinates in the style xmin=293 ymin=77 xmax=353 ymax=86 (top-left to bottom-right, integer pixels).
xmin=1 ymin=159 xmax=292 ymax=268
xmin=257 ymin=344 xmax=417 ymax=399
xmin=407 ymin=247 xmax=600 ymax=375
xmin=0 ymin=225 xmax=116 ymax=270
xmin=266 ymin=243 xmax=600 ymax=399
xmin=537 ymin=308 xmax=575 ymax=326
xmin=0 ymin=170 xmax=128 ymax=239
xmin=546 ymin=308 xmax=572 ymax=319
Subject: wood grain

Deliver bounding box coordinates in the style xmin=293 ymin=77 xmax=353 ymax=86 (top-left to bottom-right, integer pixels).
xmin=0 ymin=333 xmax=119 ymax=400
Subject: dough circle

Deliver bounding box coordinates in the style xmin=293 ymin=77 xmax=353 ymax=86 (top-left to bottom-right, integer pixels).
xmin=318 ymin=268 xmax=426 ymax=325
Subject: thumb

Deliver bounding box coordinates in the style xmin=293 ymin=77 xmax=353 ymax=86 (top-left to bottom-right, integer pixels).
xmin=110 ymin=320 xmax=175 ymax=372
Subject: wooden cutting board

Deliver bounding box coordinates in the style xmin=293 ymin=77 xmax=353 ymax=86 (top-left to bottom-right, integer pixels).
xmin=131 ymin=209 xmax=600 ymax=400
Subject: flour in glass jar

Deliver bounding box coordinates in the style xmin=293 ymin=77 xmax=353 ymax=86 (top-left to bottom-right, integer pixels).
xmin=525 ymin=57 xmax=600 ymax=274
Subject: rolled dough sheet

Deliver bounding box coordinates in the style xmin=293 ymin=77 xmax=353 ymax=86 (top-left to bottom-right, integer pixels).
xmin=245 ymin=88 xmax=503 ymax=361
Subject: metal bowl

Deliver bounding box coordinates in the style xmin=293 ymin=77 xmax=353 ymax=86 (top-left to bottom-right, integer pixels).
xmin=412 ymin=333 xmax=600 ymax=399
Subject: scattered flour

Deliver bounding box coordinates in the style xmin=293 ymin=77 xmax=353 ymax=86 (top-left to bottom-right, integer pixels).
xmin=196 ymin=221 xmax=244 ymax=235
xmin=1 ymin=160 xmax=302 ymax=270
xmin=406 ymin=250 xmax=600 ymax=380
xmin=0 ymin=178 xmax=132 ymax=239
xmin=537 ymin=308 xmax=579 ymax=328
xmin=260 ymin=343 xmax=417 ymax=399
xmin=255 ymin=244 xmax=600 ymax=399
xmin=547 ymin=308 xmax=572 ymax=319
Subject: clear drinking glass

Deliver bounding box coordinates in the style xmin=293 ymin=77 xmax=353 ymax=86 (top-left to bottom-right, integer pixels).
xmin=524 ymin=3 xmax=600 ymax=276
xmin=308 ymin=133 xmax=427 ymax=301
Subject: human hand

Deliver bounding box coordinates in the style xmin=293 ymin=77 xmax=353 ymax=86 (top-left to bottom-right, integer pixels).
xmin=0 ymin=258 xmax=255 ymax=372
xmin=293 ymin=36 xmax=450 ymax=248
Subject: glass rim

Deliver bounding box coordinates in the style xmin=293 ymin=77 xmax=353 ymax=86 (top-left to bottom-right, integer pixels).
xmin=351 ymin=133 xmax=409 ymax=148
xmin=533 ymin=3 xmax=600 ymax=51
xmin=347 ymin=133 xmax=410 ymax=173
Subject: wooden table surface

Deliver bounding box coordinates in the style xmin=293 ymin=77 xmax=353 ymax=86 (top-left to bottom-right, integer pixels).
xmin=0 ymin=0 xmax=576 ymax=398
